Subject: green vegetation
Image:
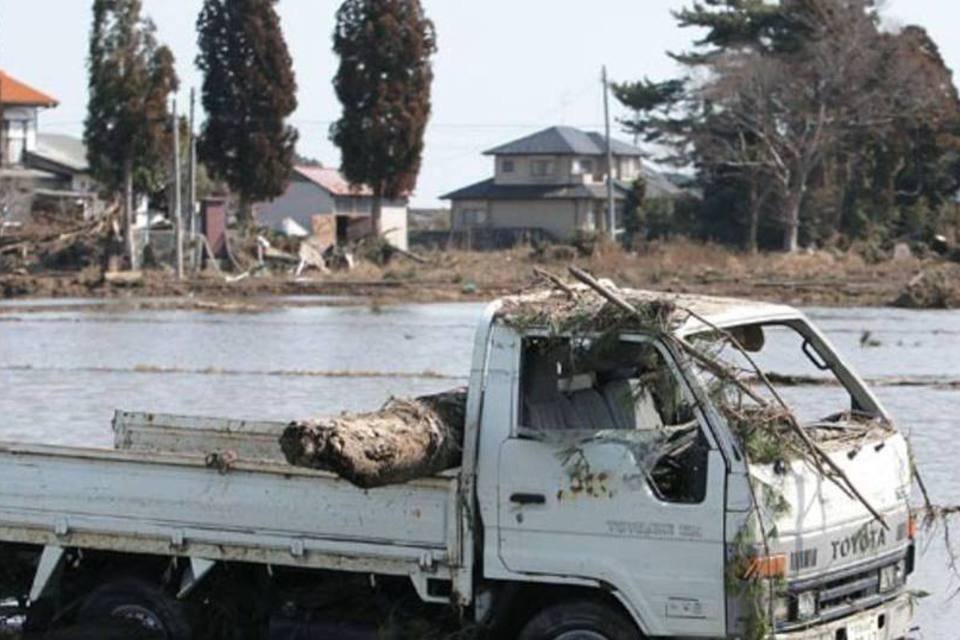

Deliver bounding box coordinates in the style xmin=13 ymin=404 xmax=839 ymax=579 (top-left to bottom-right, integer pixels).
xmin=85 ymin=0 xmax=178 ymax=265
xmin=196 ymin=0 xmax=298 ymax=226
xmin=331 ymin=0 xmax=437 ymax=235
xmin=614 ymin=0 xmax=960 ymax=253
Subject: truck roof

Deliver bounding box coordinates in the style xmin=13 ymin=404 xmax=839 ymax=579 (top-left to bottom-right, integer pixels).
xmin=495 ymin=285 xmax=802 ymax=336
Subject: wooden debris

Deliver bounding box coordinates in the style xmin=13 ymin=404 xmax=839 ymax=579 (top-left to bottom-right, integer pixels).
xmin=279 ymin=389 xmax=466 ymax=489
xmin=103 ymin=270 xmax=144 ymax=286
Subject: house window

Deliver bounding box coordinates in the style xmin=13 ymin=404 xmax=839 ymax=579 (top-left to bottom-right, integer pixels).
xmin=573 ymin=158 xmax=594 ymax=175
xmin=462 ymin=208 xmax=487 ymax=226
xmin=530 ymin=159 xmax=555 ymax=177
xmin=501 ymin=159 xmax=515 ymax=174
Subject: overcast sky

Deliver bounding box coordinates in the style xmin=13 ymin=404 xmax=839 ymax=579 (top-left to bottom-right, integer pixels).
xmin=1 ymin=0 xmax=957 ymax=207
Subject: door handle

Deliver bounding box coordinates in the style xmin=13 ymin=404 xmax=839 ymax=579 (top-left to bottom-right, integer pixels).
xmin=510 ymin=493 xmax=546 ymax=505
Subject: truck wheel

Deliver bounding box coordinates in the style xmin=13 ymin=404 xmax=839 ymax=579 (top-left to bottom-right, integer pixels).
xmin=75 ymin=578 xmax=191 ymax=640
xmin=518 ymin=601 xmax=641 ymax=640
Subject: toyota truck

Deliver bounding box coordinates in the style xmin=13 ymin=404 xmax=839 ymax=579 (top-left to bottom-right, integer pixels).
xmin=0 ymin=288 xmax=916 ymax=639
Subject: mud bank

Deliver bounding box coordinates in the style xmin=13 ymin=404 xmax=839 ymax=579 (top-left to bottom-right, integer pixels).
xmin=0 ymin=241 xmax=948 ymax=309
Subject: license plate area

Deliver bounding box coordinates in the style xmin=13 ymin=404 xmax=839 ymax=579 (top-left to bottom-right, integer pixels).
xmin=847 ymin=617 xmax=878 ymax=640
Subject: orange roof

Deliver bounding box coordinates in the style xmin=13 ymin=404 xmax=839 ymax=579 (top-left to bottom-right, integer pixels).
xmin=0 ymin=70 xmax=58 ymax=108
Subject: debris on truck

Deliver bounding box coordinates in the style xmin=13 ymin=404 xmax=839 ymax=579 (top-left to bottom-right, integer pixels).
xmin=279 ymin=389 xmax=467 ymax=488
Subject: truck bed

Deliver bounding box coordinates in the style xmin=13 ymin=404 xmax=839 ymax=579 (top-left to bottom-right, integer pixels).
xmin=0 ymin=440 xmax=462 ymax=580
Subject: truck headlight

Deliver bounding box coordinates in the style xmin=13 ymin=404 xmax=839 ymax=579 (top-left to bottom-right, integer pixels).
xmin=796 ymin=590 xmax=818 ymax=620
xmin=880 ymin=559 xmax=906 ymax=592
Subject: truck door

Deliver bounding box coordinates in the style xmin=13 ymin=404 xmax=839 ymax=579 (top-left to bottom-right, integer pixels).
xmin=496 ymin=335 xmax=727 ymax=637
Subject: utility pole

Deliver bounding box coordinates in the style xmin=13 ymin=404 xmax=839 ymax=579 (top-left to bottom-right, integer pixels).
xmin=602 ymin=65 xmax=616 ymax=241
xmin=188 ymin=87 xmax=198 ymax=269
xmin=172 ymin=97 xmax=183 ymax=280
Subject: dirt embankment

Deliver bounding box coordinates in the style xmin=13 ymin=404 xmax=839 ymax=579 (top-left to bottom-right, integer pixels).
xmin=0 ymin=237 xmax=951 ymax=310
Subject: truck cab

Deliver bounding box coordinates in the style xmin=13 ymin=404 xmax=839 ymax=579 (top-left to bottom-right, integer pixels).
xmin=467 ymin=289 xmax=915 ymax=639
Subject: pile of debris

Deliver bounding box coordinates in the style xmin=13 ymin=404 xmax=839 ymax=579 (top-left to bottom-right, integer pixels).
xmin=0 ymin=215 xmax=110 ymax=275
xmin=250 ymin=232 xmax=427 ymax=279
xmin=894 ymin=264 xmax=960 ymax=309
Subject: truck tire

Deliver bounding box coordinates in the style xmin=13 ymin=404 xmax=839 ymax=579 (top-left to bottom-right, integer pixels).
xmin=74 ymin=578 xmax=191 ymax=640
xmin=518 ymin=600 xmax=642 ymax=640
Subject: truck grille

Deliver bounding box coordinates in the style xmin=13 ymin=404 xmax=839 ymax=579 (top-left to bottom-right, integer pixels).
xmin=817 ymin=568 xmax=880 ymax=613
xmin=783 ymin=548 xmax=913 ymax=628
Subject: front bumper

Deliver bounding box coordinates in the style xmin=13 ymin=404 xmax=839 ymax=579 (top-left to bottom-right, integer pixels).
xmin=775 ymin=593 xmax=913 ymax=640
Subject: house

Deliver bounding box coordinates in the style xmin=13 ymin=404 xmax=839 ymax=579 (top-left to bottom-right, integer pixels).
xmin=0 ymin=69 xmax=58 ymax=167
xmin=1 ymin=70 xmax=99 ymax=219
xmin=255 ymin=166 xmax=408 ymax=250
xmin=441 ymin=126 xmax=683 ymax=242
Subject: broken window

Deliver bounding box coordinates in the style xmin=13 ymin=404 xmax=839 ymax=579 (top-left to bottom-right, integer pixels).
xmin=688 ymin=321 xmax=885 ymax=464
xmin=690 ymin=322 xmax=871 ymax=424
xmin=517 ymin=336 xmax=709 ymax=503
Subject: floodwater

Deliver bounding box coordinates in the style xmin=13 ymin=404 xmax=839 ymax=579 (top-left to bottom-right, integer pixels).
xmin=0 ymin=299 xmax=958 ymax=637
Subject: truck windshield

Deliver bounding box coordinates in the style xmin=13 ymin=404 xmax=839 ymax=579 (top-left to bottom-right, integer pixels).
xmin=518 ymin=335 xmax=709 ymax=503
xmin=689 ymin=321 xmax=876 ymax=426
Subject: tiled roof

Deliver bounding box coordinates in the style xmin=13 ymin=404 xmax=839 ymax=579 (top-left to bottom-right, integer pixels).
xmin=441 ymin=178 xmax=631 ymax=202
xmin=484 ymin=126 xmax=642 ymax=157
xmin=442 ymin=171 xmax=685 ymax=202
xmin=0 ymin=70 xmax=58 ymax=107
xmin=294 ymin=166 xmax=373 ymax=197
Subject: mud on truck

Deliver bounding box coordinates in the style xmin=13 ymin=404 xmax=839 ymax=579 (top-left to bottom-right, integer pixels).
xmin=0 ymin=279 xmax=916 ymax=639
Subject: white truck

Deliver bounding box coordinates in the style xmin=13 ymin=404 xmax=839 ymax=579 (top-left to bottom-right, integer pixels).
xmin=0 ymin=289 xmax=916 ymax=639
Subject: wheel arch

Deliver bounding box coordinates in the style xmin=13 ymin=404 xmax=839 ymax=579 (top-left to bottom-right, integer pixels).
xmin=481 ymin=581 xmax=648 ymax=638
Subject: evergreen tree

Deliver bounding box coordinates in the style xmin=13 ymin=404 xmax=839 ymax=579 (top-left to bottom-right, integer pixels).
xmin=196 ymin=0 xmax=298 ymax=226
xmin=85 ymin=0 xmax=178 ymax=267
xmin=331 ymin=0 xmax=437 ymax=235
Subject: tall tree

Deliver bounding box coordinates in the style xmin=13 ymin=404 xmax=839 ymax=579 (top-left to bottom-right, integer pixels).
xmin=331 ymin=0 xmax=436 ymax=235
xmin=196 ymin=0 xmax=298 ymax=226
xmin=85 ymin=0 xmax=178 ymax=267
xmin=616 ymin=0 xmax=960 ymax=252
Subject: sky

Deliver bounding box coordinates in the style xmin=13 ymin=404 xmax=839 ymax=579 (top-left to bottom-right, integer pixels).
xmin=0 ymin=0 xmax=958 ymax=208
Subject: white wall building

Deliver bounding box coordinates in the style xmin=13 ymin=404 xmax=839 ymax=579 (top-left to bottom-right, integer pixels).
xmin=256 ymin=166 xmax=408 ymax=250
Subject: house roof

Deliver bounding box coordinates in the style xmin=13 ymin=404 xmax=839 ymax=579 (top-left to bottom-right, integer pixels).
xmin=28 ymin=134 xmax=89 ymax=173
xmin=0 ymin=70 xmax=58 ymax=108
xmin=294 ymin=166 xmax=374 ymax=197
xmin=484 ymin=126 xmax=642 ymax=157
xmin=441 ymin=178 xmax=633 ymax=202
xmin=442 ymin=169 xmax=685 ymax=202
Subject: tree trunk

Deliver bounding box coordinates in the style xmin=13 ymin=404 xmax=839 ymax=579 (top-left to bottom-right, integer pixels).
xmin=123 ymin=158 xmax=136 ymax=270
xmin=747 ymin=179 xmax=760 ymax=254
xmin=371 ymin=189 xmax=383 ymax=237
xmin=236 ymin=198 xmax=254 ymax=230
xmin=279 ymin=389 xmax=466 ymax=489
xmin=782 ymin=189 xmax=803 ymax=253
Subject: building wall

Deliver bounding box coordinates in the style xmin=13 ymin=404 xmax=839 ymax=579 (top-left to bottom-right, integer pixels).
xmin=452 ymin=198 xmax=583 ymax=241
xmin=381 ymin=204 xmax=408 ymax=251
xmin=493 ymin=154 xmax=642 ymax=186
xmin=493 ymin=155 xmax=573 ymax=186
xmin=2 ymin=106 xmax=38 ymax=165
xmin=255 ymin=177 xmax=334 ymax=232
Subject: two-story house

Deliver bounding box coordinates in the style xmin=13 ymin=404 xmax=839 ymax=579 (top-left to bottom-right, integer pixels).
xmin=441 ymin=126 xmax=682 ymax=241
xmin=0 ymin=70 xmax=59 ymax=167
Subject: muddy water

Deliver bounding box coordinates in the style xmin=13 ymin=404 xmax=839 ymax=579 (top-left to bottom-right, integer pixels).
xmin=0 ymin=300 xmax=957 ymax=637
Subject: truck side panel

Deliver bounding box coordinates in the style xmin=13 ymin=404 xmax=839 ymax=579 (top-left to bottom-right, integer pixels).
xmin=0 ymin=445 xmax=459 ymax=578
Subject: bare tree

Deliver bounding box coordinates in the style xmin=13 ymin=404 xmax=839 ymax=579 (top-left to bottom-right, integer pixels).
xmin=693 ymin=1 xmax=952 ymax=251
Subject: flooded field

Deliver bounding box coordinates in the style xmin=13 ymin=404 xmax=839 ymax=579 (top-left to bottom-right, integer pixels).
xmin=0 ymin=298 xmax=958 ymax=637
